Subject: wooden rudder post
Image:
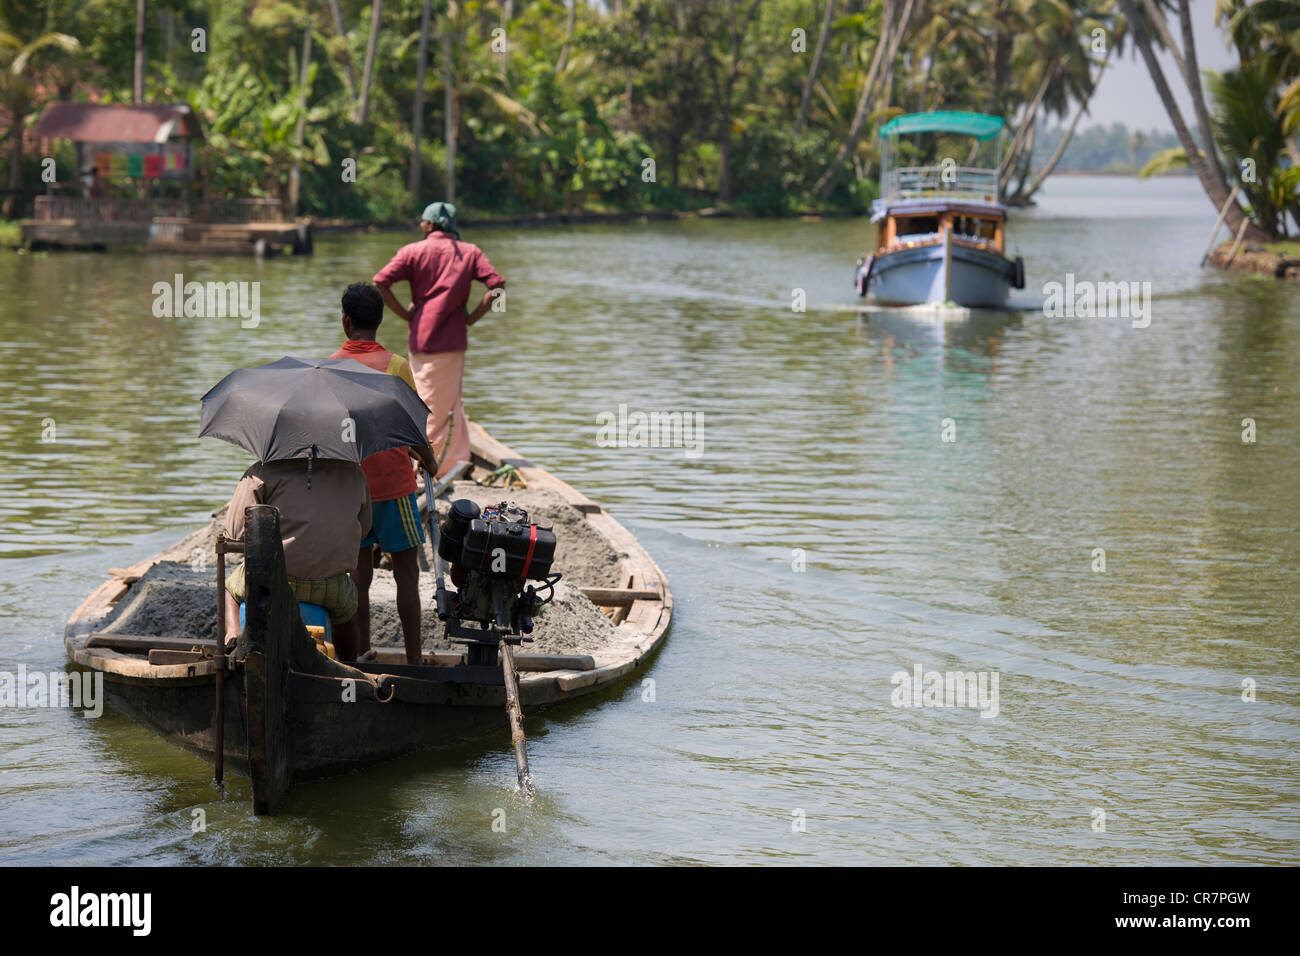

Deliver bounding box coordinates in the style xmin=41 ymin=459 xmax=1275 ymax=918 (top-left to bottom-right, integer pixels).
xmin=241 ymin=504 xmax=296 ymax=815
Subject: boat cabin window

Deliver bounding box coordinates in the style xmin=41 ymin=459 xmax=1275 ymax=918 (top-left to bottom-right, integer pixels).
xmin=896 ymin=216 xmax=939 ymax=236
xmin=952 ymin=216 xmax=997 ymax=241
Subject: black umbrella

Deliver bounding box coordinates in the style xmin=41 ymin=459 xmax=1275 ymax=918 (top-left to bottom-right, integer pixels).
xmin=199 ymin=356 xmax=431 ymax=470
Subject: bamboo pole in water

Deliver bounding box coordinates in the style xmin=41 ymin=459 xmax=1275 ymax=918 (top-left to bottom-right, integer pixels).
xmin=1200 ymin=184 xmax=1241 ymax=267
xmin=499 ymin=638 xmax=532 ymax=793
xmin=1225 ymin=216 xmax=1251 ymax=266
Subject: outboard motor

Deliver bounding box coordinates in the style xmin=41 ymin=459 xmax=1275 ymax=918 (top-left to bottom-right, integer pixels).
xmin=436 ymin=500 xmax=561 ymax=660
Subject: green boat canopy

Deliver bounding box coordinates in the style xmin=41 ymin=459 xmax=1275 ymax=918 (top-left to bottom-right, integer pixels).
xmin=879 ymin=111 xmax=1005 ymax=141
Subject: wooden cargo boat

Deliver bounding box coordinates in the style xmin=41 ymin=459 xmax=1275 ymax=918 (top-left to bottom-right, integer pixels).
xmin=64 ymin=423 xmax=671 ymax=813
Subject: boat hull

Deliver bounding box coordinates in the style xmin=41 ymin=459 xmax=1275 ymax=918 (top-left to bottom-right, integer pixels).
xmin=65 ymin=424 xmax=673 ymax=813
xmin=863 ymin=236 xmax=1019 ymax=309
xmin=83 ymin=660 xmax=549 ymax=785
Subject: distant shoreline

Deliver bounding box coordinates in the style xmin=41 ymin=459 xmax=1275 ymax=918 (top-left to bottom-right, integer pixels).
xmin=308 ymin=206 xmax=856 ymax=234
xmin=1045 ymin=170 xmax=1194 ymax=178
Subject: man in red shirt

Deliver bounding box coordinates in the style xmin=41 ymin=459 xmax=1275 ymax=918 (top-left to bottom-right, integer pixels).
xmin=372 ymin=202 xmax=505 ymax=477
xmin=331 ymin=283 xmax=436 ymax=665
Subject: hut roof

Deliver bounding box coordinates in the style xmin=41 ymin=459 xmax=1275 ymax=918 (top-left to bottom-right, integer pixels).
xmin=32 ymin=103 xmax=204 ymax=144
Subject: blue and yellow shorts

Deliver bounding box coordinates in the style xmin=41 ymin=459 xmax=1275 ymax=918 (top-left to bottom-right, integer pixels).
xmin=362 ymin=492 xmax=426 ymax=554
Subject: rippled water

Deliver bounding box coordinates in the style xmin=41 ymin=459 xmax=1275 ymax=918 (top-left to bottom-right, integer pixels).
xmin=1 ymin=176 xmax=1297 ymax=864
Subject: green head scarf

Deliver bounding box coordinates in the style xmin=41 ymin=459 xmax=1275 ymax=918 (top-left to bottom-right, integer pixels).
xmin=420 ymin=201 xmax=461 ymax=240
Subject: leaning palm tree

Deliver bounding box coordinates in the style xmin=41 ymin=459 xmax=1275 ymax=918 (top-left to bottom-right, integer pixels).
xmin=0 ymin=27 xmax=80 ymax=217
xmin=1115 ymin=0 xmax=1268 ymax=240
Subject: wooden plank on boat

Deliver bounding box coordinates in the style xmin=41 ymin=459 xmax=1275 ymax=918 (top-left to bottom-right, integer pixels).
xmin=147 ymin=649 xmax=207 ymax=665
xmin=578 ymin=587 xmax=661 ymax=607
xmin=516 ymin=653 xmax=596 ymax=672
xmin=555 ymin=658 xmax=638 ymax=693
xmin=370 ymin=648 xmax=463 ymax=667
xmin=88 ymin=633 xmax=214 ymax=653
xmin=365 ymin=647 xmax=595 ymax=672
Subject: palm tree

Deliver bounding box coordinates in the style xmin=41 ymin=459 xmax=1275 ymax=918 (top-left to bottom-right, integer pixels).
xmin=794 ymin=0 xmax=836 ymax=135
xmin=707 ymin=0 xmax=764 ymax=204
xmin=353 ymin=0 xmax=383 ymax=125
xmin=1217 ymin=0 xmax=1300 ymax=156
xmin=1115 ymin=0 xmax=1268 ymax=240
xmin=326 ymin=0 xmax=358 ymax=100
xmin=409 ymin=0 xmax=433 ymax=201
xmin=133 ymin=0 xmax=145 ymax=103
xmin=1208 ymin=62 xmax=1293 ymax=236
xmin=0 ymin=25 xmax=80 ymax=217
xmin=556 ymin=0 xmax=576 ymax=74
xmin=814 ymin=0 xmax=916 ymax=198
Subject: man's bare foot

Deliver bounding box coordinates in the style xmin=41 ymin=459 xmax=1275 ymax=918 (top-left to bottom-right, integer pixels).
xmin=358 ymin=648 xmax=378 ymax=662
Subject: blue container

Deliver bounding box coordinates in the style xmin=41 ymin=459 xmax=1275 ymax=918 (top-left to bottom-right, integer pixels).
xmin=239 ymin=602 xmax=331 ymax=638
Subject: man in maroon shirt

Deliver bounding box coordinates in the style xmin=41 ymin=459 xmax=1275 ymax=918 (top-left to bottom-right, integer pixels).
xmin=372 ymin=202 xmax=505 ymax=477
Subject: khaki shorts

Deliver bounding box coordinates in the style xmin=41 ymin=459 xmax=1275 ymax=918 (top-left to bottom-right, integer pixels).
xmin=225 ymin=562 xmax=358 ymax=623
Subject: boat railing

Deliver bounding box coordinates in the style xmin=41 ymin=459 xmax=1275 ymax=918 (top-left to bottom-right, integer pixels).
xmin=882 ymin=165 xmax=1000 ymax=202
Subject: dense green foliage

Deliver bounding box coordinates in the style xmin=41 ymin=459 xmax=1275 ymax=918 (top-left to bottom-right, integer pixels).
xmin=2 ymin=0 xmax=1125 ymax=219
xmin=0 ymin=0 xmax=1295 ymax=231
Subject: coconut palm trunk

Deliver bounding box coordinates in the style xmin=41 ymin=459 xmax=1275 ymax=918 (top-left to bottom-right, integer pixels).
xmin=713 ymin=0 xmax=764 ymax=204
xmin=409 ymin=0 xmax=432 ymax=200
xmin=814 ymin=0 xmax=916 ymax=199
xmin=4 ymin=90 xmax=26 ymax=218
xmin=134 ymin=0 xmax=146 ymax=103
xmin=1177 ymin=0 xmax=1227 ymax=192
xmin=1017 ymin=49 xmax=1113 ymax=203
xmin=1000 ymin=61 xmax=1058 ymax=193
xmin=794 ymin=0 xmax=835 ymax=136
xmin=353 ymin=0 xmax=383 ymax=125
xmin=288 ymin=24 xmax=311 ymax=218
xmin=1115 ymin=0 xmax=1267 ymax=240
xmin=442 ymin=19 xmax=456 ymax=203
xmin=326 ymin=0 xmax=358 ymax=100
xmin=556 ymin=0 xmax=576 ymax=73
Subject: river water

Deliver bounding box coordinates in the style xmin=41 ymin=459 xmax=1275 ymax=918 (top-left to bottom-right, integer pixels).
xmin=0 ymin=175 xmax=1296 ymax=865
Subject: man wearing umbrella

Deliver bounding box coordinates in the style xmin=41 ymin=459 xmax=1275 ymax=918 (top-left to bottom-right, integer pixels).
xmin=372 ymin=201 xmax=505 ymax=477
xmin=201 ymin=357 xmax=433 ymax=663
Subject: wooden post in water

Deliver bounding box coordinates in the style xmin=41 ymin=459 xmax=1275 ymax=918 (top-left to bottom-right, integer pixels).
xmin=242 ymin=505 xmax=296 ymax=815
xmin=1225 ymin=216 xmax=1251 ymax=266
xmin=499 ymin=637 xmax=532 ymax=793
xmin=214 ymin=534 xmax=227 ymax=786
xmin=1200 ymin=184 xmax=1241 ymax=267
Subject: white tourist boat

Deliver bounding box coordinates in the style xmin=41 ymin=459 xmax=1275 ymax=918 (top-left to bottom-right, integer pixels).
xmin=855 ymin=111 xmax=1025 ymax=308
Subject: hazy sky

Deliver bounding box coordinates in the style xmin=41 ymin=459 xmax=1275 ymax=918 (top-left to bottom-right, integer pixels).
xmin=1082 ymin=0 xmax=1239 ymax=132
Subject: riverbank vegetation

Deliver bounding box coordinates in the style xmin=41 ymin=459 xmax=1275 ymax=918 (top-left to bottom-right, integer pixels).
xmin=1 ymin=1 xmax=1297 ymax=235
